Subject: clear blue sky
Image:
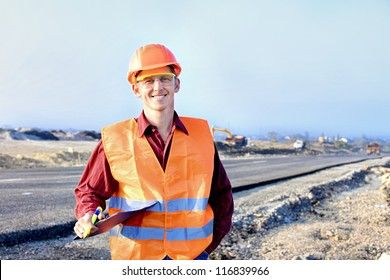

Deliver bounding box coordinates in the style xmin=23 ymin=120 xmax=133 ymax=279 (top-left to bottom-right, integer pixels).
xmin=1 ymin=0 xmax=389 ymax=138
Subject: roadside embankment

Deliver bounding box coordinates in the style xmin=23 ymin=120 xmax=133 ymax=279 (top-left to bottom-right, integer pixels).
xmin=0 ymin=140 xmax=96 ymax=169
xmin=211 ymin=157 xmax=390 ymax=260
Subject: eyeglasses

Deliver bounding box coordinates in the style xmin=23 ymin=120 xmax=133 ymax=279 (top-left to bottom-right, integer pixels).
xmin=137 ymin=75 xmax=175 ymax=89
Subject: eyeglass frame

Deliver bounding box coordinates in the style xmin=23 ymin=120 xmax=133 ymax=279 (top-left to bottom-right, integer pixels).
xmin=136 ymin=74 xmax=176 ymax=89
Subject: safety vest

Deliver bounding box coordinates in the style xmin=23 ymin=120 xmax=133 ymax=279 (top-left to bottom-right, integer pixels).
xmin=101 ymin=117 xmax=215 ymax=260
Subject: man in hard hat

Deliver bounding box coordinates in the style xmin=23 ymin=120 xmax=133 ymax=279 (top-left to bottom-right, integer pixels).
xmin=73 ymin=43 xmax=233 ymax=260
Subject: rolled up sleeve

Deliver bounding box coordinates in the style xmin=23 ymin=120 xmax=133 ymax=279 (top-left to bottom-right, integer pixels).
xmin=74 ymin=140 xmax=118 ymax=219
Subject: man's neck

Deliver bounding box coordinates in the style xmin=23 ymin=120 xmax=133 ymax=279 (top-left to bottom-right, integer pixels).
xmin=143 ymin=108 xmax=174 ymax=142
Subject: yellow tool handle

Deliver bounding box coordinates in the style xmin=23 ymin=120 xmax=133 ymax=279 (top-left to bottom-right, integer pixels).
xmin=82 ymin=206 xmax=103 ymax=238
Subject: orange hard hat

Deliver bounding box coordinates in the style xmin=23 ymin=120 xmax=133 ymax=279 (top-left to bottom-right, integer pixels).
xmin=127 ymin=44 xmax=182 ymax=85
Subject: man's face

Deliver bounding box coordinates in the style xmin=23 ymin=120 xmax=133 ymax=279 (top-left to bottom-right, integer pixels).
xmin=132 ymin=74 xmax=180 ymax=112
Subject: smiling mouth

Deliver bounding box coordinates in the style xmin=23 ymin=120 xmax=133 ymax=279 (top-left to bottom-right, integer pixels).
xmin=152 ymin=94 xmax=167 ymax=98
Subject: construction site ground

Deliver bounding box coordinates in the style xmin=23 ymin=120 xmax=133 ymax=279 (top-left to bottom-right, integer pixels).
xmin=0 ymin=139 xmax=372 ymax=170
xmin=0 ymin=153 xmax=389 ymax=260
xmin=213 ymin=157 xmax=390 ymax=260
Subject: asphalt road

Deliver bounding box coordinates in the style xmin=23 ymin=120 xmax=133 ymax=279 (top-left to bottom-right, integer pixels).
xmin=224 ymin=154 xmax=370 ymax=187
xmin=0 ymin=154 xmax=374 ymax=236
xmin=0 ymin=167 xmax=82 ymax=234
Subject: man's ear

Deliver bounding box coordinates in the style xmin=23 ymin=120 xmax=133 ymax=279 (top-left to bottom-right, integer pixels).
xmin=174 ymin=78 xmax=181 ymax=93
xmin=132 ymin=84 xmax=141 ymax=97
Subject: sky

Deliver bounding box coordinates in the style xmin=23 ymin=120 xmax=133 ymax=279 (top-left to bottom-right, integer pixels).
xmin=1 ymin=0 xmax=389 ymax=138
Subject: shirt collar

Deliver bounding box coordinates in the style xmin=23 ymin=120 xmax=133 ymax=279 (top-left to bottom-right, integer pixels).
xmin=136 ymin=110 xmax=189 ymax=137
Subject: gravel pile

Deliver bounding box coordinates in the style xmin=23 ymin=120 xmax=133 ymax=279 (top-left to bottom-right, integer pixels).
xmin=210 ymin=158 xmax=390 ymax=259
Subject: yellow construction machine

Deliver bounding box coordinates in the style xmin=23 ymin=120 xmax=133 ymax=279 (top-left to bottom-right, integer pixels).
xmin=211 ymin=127 xmax=247 ymax=148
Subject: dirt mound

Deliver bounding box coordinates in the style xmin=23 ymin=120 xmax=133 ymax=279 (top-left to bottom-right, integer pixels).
xmin=0 ymin=128 xmax=100 ymax=141
xmin=0 ymin=151 xmax=92 ymax=169
xmin=0 ymin=128 xmax=59 ymax=141
xmin=0 ymin=154 xmax=47 ymax=169
xmin=373 ymin=166 xmax=390 ymax=204
xmin=210 ymin=159 xmax=390 ymax=260
xmin=0 ymin=140 xmax=97 ymax=169
xmin=32 ymin=151 xmax=92 ymax=167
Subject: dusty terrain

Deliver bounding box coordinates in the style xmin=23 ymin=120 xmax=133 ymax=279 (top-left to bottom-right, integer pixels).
xmin=0 ymin=138 xmax=371 ymax=169
xmin=0 ymin=140 xmax=389 ymax=260
xmin=0 ymin=140 xmax=97 ymax=169
xmin=212 ymin=158 xmax=390 ymax=260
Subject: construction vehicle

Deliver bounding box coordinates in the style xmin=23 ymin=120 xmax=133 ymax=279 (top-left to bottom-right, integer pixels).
xmin=366 ymin=143 xmax=381 ymax=155
xmin=211 ymin=127 xmax=247 ymax=148
xmin=293 ymin=139 xmax=305 ymax=150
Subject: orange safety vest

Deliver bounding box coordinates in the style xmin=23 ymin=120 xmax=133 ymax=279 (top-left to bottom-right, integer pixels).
xmin=101 ymin=117 xmax=215 ymax=260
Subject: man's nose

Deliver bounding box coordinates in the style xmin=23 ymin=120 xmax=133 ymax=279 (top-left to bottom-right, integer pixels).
xmin=153 ymin=79 xmax=162 ymax=90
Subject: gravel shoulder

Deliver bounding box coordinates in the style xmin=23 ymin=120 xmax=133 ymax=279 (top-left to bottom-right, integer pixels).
xmin=259 ymin=174 xmax=390 ymax=260
xmin=211 ymin=157 xmax=390 ymax=260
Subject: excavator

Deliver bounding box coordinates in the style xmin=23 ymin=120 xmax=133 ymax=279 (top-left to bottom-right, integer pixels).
xmin=366 ymin=142 xmax=381 ymax=155
xmin=211 ymin=127 xmax=248 ymax=148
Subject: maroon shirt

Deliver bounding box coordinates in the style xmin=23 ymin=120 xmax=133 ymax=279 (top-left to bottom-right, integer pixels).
xmin=74 ymin=111 xmax=233 ymax=254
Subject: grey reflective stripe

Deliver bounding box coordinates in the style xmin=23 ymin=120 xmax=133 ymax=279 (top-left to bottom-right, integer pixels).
xmin=89 ymin=202 xmax=157 ymax=237
xmin=166 ymin=220 xmax=213 ymax=240
xmin=109 ymin=219 xmax=213 ymax=241
xmin=108 ymin=197 xmax=164 ymax=212
xmin=167 ymin=198 xmax=208 ymax=211
xmin=109 ymin=197 xmax=208 ymax=212
xmin=110 ymin=226 xmax=164 ymax=240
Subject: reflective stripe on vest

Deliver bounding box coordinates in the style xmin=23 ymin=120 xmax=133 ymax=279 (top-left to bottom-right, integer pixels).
xmin=102 ymin=116 xmax=215 ymax=260
xmin=108 ymin=197 xmax=209 ymax=212
xmin=109 ymin=219 xmax=213 ymax=241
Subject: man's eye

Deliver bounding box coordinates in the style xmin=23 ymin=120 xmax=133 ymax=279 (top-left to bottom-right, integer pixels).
xmin=144 ymin=79 xmax=153 ymax=85
xmin=161 ymin=77 xmax=172 ymax=82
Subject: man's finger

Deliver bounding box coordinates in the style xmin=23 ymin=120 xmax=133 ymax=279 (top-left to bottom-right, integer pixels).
xmin=83 ymin=226 xmax=92 ymax=238
xmin=97 ymin=212 xmax=106 ymax=220
xmin=74 ymin=225 xmax=83 ymax=238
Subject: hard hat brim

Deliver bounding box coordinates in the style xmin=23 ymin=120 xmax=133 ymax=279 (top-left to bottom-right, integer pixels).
xmin=128 ymin=63 xmax=181 ymax=85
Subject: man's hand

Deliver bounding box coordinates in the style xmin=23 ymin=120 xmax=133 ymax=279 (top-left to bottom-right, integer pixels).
xmin=74 ymin=211 xmax=98 ymax=239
